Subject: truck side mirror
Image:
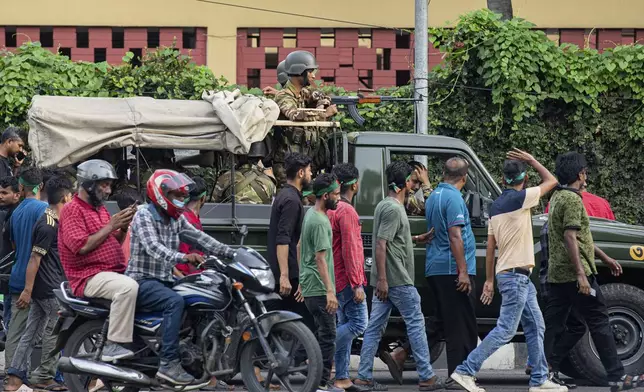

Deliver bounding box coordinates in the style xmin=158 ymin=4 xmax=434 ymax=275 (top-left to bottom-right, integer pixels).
xmin=466 ymin=191 xmax=490 ymax=227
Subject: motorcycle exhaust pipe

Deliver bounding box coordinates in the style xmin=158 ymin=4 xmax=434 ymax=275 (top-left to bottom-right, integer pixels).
xmin=58 ymin=357 xmax=155 ymax=386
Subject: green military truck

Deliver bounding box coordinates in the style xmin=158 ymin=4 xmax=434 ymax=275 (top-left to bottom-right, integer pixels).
xmin=27 ymin=96 xmax=644 ymax=386
xmin=195 ymin=131 xmax=644 ymax=385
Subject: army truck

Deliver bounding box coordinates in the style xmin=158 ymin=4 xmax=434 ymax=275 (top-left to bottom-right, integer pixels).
xmin=28 ymin=96 xmax=644 ymax=386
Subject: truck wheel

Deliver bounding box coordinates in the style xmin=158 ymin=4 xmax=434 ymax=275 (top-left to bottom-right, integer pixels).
xmin=568 ymin=283 xmax=644 ymax=386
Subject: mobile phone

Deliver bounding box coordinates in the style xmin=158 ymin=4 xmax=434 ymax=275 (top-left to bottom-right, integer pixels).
xmin=15 ymin=151 xmax=26 ymax=161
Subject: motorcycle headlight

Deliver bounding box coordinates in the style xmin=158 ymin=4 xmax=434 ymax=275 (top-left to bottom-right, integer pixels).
xmin=252 ymin=268 xmax=275 ymax=289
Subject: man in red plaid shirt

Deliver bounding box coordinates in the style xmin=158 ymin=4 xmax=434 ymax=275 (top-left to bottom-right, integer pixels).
xmin=59 ymin=160 xmax=139 ymax=362
xmin=327 ymin=163 xmax=369 ymax=392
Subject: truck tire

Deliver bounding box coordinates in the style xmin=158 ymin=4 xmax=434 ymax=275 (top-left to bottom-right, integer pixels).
xmin=568 ymin=283 xmax=644 ymax=386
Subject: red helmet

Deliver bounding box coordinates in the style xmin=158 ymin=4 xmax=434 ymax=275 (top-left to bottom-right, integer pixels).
xmin=147 ymin=169 xmax=195 ymax=219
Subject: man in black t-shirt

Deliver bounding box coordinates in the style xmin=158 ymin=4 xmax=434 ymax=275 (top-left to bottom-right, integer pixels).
xmin=0 ymin=128 xmax=25 ymax=179
xmin=5 ymin=176 xmax=72 ymax=391
xmin=0 ymin=177 xmax=20 ymax=339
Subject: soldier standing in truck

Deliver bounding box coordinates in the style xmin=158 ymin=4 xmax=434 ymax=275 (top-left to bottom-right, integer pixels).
xmin=273 ymin=50 xmax=337 ymax=187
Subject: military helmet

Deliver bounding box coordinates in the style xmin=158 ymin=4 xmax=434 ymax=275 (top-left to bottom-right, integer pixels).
xmin=247 ymin=141 xmax=268 ymax=158
xmin=284 ymin=51 xmax=318 ymax=75
xmin=276 ymin=60 xmax=288 ymax=86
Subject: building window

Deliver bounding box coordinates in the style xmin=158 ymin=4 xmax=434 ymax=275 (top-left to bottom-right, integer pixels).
xmin=112 ymin=28 xmax=124 ymax=48
xmin=5 ymin=27 xmax=17 ymax=48
xmin=59 ymin=47 xmax=72 ymax=58
xmin=183 ymin=27 xmax=197 ymax=49
xmin=130 ymin=48 xmax=143 ymax=67
xmin=322 ymin=76 xmax=335 ymax=84
xmin=247 ymin=69 xmax=260 ymax=88
xmin=359 ymin=70 xmax=373 ymax=89
xmin=381 ymin=48 xmax=391 ymax=70
xmin=359 ymin=28 xmax=372 ymax=48
xmin=321 ymin=28 xmax=335 ymax=48
xmin=265 ymin=47 xmax=278 ymax=69
xmin=396 ymin=70 xmax=411 ymax=86
xmin=147 ymin=28 xmax=160 ymax=48
xmin=396 ymin=31 xmax=410 ymax=49
xmin=76 ymin=27 xmax=89 ymax=48
xmin=247 ymin=28 xmax=260 ymax=48
xmin=40 ymin=27 xmax=53 ymax=48
xmin=94 ymin=48 xmax=107 ymax=63
xmin=283 ymin=28 xmax=297 ymax=48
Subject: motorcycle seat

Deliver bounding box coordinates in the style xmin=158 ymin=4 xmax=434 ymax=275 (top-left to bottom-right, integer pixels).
xmin=62 ymin=282 xmax=112 ymax=309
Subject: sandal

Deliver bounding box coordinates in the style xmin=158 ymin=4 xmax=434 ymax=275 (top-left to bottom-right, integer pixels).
xmin=354 ymin=380 xmax=388 ymax=391
xmin=202 ymin=379 xmax=235 ymax=391
xmin=609 ymin=374 xmax=643 ymax=391
xmin=419 ymin=376 xmax=444 ymax=391
xmin=32 ymin=383 xmax=67 ymax=392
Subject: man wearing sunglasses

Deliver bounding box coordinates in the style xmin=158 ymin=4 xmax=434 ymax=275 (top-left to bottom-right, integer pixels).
xmin=273 ymin=50 xmax=338 ymax=187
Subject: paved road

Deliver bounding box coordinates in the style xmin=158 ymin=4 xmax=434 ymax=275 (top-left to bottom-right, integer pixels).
xmin=228 ymin=371 xmax=613 ymax=391
xmin=371 ymin=370 xmax=611 ymax=391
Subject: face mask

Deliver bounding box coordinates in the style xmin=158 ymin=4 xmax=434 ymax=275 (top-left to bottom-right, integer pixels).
xmin=172 ymin=199 xmax=186 ymax=209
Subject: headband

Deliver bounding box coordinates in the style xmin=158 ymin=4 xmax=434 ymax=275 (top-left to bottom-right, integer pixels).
xmin=505 ymin=171 xmax=526 ymax=185
xmin=315 ymin=180 xmax=340 ymax=197
xmin=340 ymin=178 xmax=357 ymax=186
xmin=19 ymin=177 xmax=40 ymax=194
xmin=302 ymin=190 xmax=313 ymax=198
xmin=388 ymin=174 xmax=412 ymax=192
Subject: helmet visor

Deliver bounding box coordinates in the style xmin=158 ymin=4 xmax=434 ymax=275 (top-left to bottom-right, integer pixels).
xmin=155 ymin=172 xmax=195 ymax=197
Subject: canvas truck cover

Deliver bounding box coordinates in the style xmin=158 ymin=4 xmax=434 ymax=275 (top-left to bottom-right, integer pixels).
xmin=27 ymin=89 xmax=280 ymax=167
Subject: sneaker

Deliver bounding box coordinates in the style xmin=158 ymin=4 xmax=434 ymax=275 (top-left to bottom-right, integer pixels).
xmin=450 ymin=372 xmax=485 ymax=392
xmin=100 ymin=342 xmax=134 ymax=361
xmin=529 ymin=379 xmax=568 ymax=391
xmin=156 ymin=360 xmax=195 ymax=385
xmin=549 ymin=372 xmax=577 ymax=390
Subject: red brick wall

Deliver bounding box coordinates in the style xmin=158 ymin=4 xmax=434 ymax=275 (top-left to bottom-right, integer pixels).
xmin=237 ymin=28 xmax=419 ymax=91
xmin=1 ymin=26 xmax=207 ymax=65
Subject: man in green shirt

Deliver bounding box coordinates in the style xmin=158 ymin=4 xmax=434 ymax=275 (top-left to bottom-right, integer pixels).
xmin=299 ymin=172 xmax=342 ymax=392
xmin=544 ymin=152 xmax=642 ymax=391
xmin=355 ymin=161 xmax=441 ymax=391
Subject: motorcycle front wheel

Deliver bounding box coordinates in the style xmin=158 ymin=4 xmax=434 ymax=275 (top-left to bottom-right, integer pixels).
xmin=239 ymin=321 xmax=322 ymax=392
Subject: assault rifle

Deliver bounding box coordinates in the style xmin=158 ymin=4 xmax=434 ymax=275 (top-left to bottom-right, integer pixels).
xmin=331 ymin=92 xmax=422 ymax=126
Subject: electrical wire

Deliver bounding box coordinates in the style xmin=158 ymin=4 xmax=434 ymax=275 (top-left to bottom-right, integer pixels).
xmin=196 ymin=0 xmax=413 ymax=35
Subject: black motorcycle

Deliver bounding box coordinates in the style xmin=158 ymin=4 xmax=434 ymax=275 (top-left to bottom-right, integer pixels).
xmin=53 ymin=229 xmax=323 ymax=392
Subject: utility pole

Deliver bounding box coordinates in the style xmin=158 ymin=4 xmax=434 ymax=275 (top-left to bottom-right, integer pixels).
xmin=414 ymin=0 xmax=429 ymax=167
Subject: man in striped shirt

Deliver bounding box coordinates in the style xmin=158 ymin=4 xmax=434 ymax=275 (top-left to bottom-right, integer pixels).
xmin=328 ymin=164 xmax=369 ymax=392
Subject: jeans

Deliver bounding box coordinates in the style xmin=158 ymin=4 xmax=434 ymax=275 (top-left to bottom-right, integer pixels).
xmin=455 ymin=272 xmax=548 ymax=386
xmin=334 ymin=286 xmax=368 ymax=381
xmin=5 ymin=295 xmax=30 ymax=377
xmin=304 ymin=296 xmax=337 ymax=385
xmin=7 ymin=298 xmax=59 ymax=383
xmin=136 ymin=279 xmax=184 ymax=364
xmin=426 ymin=275 xmax=478 ymax=375
xmin=358 ymin=285 xmax=434 ymax=382
xmin=544 ymin=276 xmax=622 ymax=382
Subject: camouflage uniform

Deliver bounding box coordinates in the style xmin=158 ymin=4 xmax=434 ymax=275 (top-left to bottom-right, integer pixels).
xmin=405 ymin=183 xmax=433 ymax=216
xmin=212 ymin=163 xmax=276 ymax=204
xmin=272 ymin=81 xmax=331 ymax=187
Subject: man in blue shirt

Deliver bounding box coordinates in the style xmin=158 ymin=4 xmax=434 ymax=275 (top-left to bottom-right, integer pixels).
xmin=424 ymin=157 xmax=478 ymax=378
xmin=4 ymin=167 xmax=47 ymax=379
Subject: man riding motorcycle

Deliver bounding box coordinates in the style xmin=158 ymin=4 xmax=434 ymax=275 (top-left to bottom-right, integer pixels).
xmin=59 ymin=159 xmax=139 ymax=362
xmin=125 ymin=169 xmax=236 ymax=385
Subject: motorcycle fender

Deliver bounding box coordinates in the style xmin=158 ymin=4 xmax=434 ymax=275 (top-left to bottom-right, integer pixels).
xmin=246 ymin=311 xmax=302 ymax=339
xmin=52 ymin=316 xmax=82 ymax=355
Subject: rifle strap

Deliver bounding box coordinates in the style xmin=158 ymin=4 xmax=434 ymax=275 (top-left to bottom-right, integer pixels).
xmin=247 ymin=172 xmax=272 ymax=204
xmin=232 ymin=170 xmax=260 ymax=199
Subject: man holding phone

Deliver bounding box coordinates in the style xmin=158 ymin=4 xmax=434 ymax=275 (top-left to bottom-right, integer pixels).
xmin=0 ymin=127 xmax=26 ymax=178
